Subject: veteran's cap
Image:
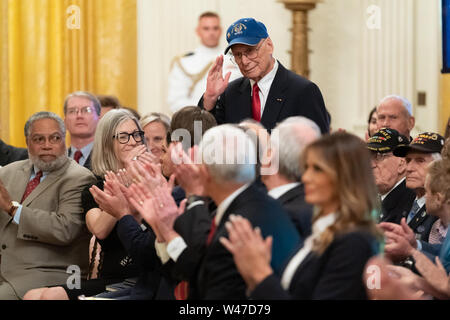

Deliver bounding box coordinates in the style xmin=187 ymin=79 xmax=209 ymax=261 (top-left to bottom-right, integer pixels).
xmin=367 ymin=128 xmax=408 ymax=153
xmin=224 ymin=18 xmax=269 ymax=54
xmin=393 ymin=132 xmax=445 ymax=157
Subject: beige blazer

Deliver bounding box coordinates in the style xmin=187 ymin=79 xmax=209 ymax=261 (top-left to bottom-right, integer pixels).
xmin=0 ymin=158 xmax=96 ymax=298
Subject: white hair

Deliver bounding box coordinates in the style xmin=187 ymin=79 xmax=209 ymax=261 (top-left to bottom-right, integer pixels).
xmin=199 ymin=124 xmax=257 ymax=184
xmin=379 ymin=95 xmax=413 ymax=116
xmin=270 ymin=116 xmax=321 ymax=180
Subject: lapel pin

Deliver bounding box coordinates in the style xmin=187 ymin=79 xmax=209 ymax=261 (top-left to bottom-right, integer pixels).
xmin=276 ymin=98 xmax=283 ymax=102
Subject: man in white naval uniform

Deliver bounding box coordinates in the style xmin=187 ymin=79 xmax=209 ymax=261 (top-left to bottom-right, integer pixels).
xmin=167 ymin=12 xmax=241 ymax=113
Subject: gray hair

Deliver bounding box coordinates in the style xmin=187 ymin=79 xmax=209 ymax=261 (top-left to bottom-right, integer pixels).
xmin=199 ymin=124 xmax=257 ymax=184
xmin=24 ymin=111 xmax=66 ymax=138
xmin=63 ymin=91 xmax=101 ymax=116
xmin=270 ymin=116 xmax=321 ymax=180
xmin=379 ymin=95 xmax=413 ymax=116
xmin=91 ymin=109 xmax=143 ymax=177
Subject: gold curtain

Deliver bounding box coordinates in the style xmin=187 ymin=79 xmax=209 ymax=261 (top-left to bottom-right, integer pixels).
xmin=1 ymin=0 xmax=137 ymax=148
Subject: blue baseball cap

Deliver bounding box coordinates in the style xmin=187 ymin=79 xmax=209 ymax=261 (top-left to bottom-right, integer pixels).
xmin=224 ymin=18 xmax=269 ymax=54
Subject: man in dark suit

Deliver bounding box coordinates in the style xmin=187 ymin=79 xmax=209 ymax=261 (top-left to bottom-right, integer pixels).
xmin=63 ymin=91 xmax=101 ymax=170
xmin=367 ymin=128 xmax=416 ymax=224
xmin=0 ymin=139 xmax=28 ymax=167
xmin=390 ymin=132 xmax=445 ymax=241
xmin=261 ymin=116 xmax=321 ymax=238
xmin=149 ymin=124 xmax=301 ymax=300
xmin=199 ymin=18 xmax=330 ymax=133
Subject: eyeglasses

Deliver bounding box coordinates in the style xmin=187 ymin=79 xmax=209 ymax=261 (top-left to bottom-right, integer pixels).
xmin=30 ymin=134 xmax=63 ymax=145
xmin=229 ymin=39 xmax=266 ymax=65
xmin=371 ymin=152 xmax=393 ymax=162
xmin=113 ymin=130 xmax=145 ymax=144
xmin=66 ymin=106 xmax=93 ymax=116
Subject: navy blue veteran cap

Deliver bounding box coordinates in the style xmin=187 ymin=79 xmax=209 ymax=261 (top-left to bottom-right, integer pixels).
xmin=367 ymin=128 xmax=408 ymax=153
xmin=393 ymin=132 xmax=445 ymax=157
xmin=224 ymin=18 xmax=269 ymax=54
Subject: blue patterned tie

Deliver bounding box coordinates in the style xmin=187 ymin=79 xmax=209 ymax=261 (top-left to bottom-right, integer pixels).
xmin=407 ymin=200 xmax=420 ymax=224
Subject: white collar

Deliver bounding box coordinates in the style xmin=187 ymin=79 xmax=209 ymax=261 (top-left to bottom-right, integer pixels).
xmin=268 ymin=182 xmax=300 ymax=199
xmin=195 ymin=44 xmax=222 ymax=56
xmin=250 ymin=59 xmax=278 ymax=96
xmin=311 ymin=213 xmax=337 ymax=238
xmin=380 ymin=177 xmax=406 ymax=201
xmin=215 ymin=183 xmax=251 ymax=225
xmin=415 ymin=195 xmax=426 ymax=209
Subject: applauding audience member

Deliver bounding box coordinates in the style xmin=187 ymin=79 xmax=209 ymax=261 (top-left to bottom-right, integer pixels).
xmin=260 ymin=116 xmax=321 ymax=238
xmin=24 ymin=109 xmax=146 ymax=300
xmin=133 ymin=124 xmax=300 ymax=299
xmin=221 ymin=132 xmax=382 ymax=299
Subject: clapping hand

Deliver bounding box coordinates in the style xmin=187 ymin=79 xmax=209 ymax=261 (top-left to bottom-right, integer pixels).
xmin=173 ymin=145 xmax=207 ymax=197
xmin=220 ymin=215 xmax=273 ymax=292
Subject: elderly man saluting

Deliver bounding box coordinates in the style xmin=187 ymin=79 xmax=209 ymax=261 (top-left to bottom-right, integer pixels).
xmin=199 ymin=17 xmax=330 ymax=133
xmin=0 ymin=111 xmax=96 ymax=299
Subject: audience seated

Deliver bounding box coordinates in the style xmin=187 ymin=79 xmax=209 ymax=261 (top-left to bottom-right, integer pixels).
xmin=0 ymin=111 xmax=96 ymax=299
xmin=140 ymin=112 xmax=171 ymax=163
xmin=131 ymin=124 xmax=301 ymax=299
xmin=260 ymin=116 xmax=321 ymax=238
xmin=64 ymin=91 xmax=101 ymax=170
xmin=221 ymin=132 xmax=382 ymax=299
xmin=367 ymin=128 xmax=415 ymax=223
xmin=379 ymin=133 xmax=444 ymax=259
xmin=24 ymin=109 xmax=147 ymax=300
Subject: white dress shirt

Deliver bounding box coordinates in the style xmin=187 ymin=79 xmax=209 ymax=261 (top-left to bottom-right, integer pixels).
xmin=249 ymin=59 xmax=279 ymax=117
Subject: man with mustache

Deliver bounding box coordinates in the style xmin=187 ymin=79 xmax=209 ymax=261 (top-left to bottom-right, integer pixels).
xmin=0 ymin=111 xmax=96 ymax=299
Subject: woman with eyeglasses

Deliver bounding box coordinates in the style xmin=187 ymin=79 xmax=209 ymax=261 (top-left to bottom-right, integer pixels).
xmin=23 ymin=109 xmax=147 ymax=300
xmin=220 ymin=132 xmax=383 ymax=299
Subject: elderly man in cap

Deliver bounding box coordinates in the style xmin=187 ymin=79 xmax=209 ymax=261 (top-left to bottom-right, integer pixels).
xmin=379 ymin=133 xmax=445 ymax=266
xmin=367 ymin=128 xmax=416 ymax=224
xmin=199 ymin=17 xmax=330 ymax=133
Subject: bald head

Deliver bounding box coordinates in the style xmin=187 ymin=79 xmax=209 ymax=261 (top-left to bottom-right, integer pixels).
xmin=376 ymin=95 xmax=415 ymax=138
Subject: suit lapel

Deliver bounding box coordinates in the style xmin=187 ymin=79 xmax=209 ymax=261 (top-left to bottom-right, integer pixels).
xmin=261 ymin=62 xmax=288 ymax=130
xmin=234 ymin=78 xmax=253 ymax=122
xmin=10 ymin=161 xmax=33 ymax=202
xmin=22 ymin=159 xmax=71 ymax=206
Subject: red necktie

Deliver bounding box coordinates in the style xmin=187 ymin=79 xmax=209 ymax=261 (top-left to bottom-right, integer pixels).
xmin=252 ymin=83 xmax=261 ymax=122
xmin=206 ymin=218 xmax=217 ymax=246
xmin=21 ymin=171 xmax=43 ymax=203
xmin=174 ymin=217 xmax=217 ymax=300
xmin=73 ymin=150 xmax=83 ymax=164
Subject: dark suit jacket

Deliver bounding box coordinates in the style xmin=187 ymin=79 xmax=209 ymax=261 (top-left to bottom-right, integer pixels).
xmin=0 ymin=139 xmax=28 ymax=167
xmin=380 ymin=179 xmax=416 ymax=224
xmin=115 ymin=215 xmax=175 ymax=299
xmin=172 ymin=184 xmax=301 ymax=300
xmin=250 ymin=230 xmax=379 ymax=300
xmin=404 ymin=205 xmax=437 ymax=242
xmin=277 ymin=184 xmax=313 ymax=238
xmin=199 ymin=61 xmax=330 ymax=133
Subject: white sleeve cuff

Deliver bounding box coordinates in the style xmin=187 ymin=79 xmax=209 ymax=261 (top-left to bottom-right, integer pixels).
xmin=167 ymin=236 xmax=187 ymax=262
xmin=154 ymin=240 xmax=170 ymax=264
xmin=416 ymin=240 xmax=422 ymax=251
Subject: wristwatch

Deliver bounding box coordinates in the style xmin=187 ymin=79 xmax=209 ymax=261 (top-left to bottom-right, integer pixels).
xmin=8 ymin=201 xmax=20 ymax=216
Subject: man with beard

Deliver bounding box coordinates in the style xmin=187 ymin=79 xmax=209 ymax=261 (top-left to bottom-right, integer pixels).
xmin=0 ymin=111 xmax=96 ymax=299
